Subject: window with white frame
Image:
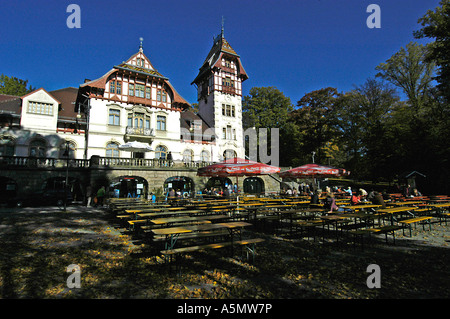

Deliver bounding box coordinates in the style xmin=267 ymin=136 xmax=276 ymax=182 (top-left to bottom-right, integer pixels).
xmin=128 ymin=84 xmax=134 ymax=96
xmin=106 ymin=142 xmax=119 ymax=158
xmin=109 ymin=109 xmax=120 ymax=125
xmin=157 ymin=115 xmax=166 ymax=131
xmin=27 ymin=101 xmax=53 ymax=116
xmin=29 ymin=139 xmax=47 ymax=157
xmin=200 ymin=150 xmax=209 ymax=162
xmin=59 ymin=141 xmax=76 ymax=158
xmin=0 ymin=136 xmax=14 ymax=156
xmin=155 ymin=145 xmax=168 ymax=159
xmin=182 ymin=149 xmax=193 ymax=162
xmin=135 ymin=84 xmax=145 ymax=98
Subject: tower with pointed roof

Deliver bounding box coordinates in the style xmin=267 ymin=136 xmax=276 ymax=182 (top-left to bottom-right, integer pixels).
xmin=192 ymin=27 xmax=248 ymax=161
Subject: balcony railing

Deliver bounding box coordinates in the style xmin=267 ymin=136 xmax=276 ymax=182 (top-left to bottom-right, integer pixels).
xmin=125 ymin=126 xmax=155 ymax=137
xmin=0 ymin=156 xmax=89 ymax=168
xmin=0 ymin=155 xmax=212 ymax=169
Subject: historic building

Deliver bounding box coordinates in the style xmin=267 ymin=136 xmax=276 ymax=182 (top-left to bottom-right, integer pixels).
xmin=0 ymin=29 xmax=279 ymax=202
xmin=192 ymin=28 xmax=248 ymax=160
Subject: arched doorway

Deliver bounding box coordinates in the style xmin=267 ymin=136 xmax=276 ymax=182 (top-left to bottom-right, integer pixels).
xmin=205 ymin=177 xmax=233 ymax=191
xmin=0 ymin=176 xmax=17 ymax=206
xmin=110 ymin=176 xmax=148 ymax=198
xmin=244 ymin=177 xmax=265 ymax=194
xmin=164 ymin=176 xmax=195 ymax=197
xmin=45 ymin=176 xmax=83 ymax=202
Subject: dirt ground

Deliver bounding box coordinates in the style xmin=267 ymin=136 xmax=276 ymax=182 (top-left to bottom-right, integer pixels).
xmin=0 ymin=205 xmax=449 ymax=299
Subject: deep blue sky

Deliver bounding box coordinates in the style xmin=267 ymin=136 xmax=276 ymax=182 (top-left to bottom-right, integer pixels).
xmin=0 ymin=0 xmax=441 ymax=105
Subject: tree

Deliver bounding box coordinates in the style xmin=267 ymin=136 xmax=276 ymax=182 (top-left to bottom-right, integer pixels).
xmin=242 ymin=86 xmax=293 ymax=129
xmin=375 ymin=42 xmax=435 ymax=112
xmin=242 ymin=87 xmax=294 ymax=166
xmin=414 ymin=0 xmax=450 ymax=101
xmin=291 ymin=87 xmax=340 ymax=165
xmin=0 ymin=74 xmax=35 ymax=96
xmin=332 ymin=79 xmax=401 ymax=181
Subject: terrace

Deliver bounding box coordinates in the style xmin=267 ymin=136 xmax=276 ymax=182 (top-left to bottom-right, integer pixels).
xmin=0 ymin=155 xmax=212 ymax=169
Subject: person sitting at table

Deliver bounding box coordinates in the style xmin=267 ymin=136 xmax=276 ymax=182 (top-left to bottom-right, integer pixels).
xmin=350 ymin=190 xmax=361 ymax=205
xmin=371 ymin=191 xmax=386 ymax=208
xmin=323 ymin=192 xmax=339 ymax=213
xmin=310 ymin=190 xmax=320 ymax=204
xmin=412 ymin=188 xmax=422 ymax=197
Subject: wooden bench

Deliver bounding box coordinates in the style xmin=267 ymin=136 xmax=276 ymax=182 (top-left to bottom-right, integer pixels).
xmin=150 ymin=229 xmax=230 ymax=242
xmin=438 ymin=212 xmax=450 ymax=225
xmin=398 ymin=216 xmax=433 ymax=236
xmin=127 ymin=219 xmax=147 ymax=231
xmin=349 ymin=225 xmax=404 ymax=248
xmin=292 ymin=219 xmax=325 ymax=240
xmin=161 ymin=238 xmax=265 ymax=266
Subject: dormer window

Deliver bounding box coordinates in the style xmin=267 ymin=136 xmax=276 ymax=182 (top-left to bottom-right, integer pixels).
xmin=27 ymin=101 xmax=54 ymax=116
xmin=136 ymin=58 xmax=144 ymax=67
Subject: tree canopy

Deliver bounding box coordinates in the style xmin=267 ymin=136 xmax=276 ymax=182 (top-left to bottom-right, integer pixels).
xmin=241 ymin=2 xmax=450 ymax=194
xmin=0 ymin=74 xmax=35 ymax=96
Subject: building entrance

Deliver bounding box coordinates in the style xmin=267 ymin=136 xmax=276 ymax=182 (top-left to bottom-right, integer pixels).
xmin=110 ymin=176 xmax=148 ymax=198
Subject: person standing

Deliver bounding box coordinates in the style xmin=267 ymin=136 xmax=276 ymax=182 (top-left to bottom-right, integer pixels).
xmin=85 ymin=185 xmax=92 ymax=207
xmin=96 ymin=186 xmax=106 ymax=207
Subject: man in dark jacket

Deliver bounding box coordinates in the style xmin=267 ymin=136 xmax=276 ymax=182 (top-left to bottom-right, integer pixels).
xmin=371 ymin=191 xmax=386 ymax=208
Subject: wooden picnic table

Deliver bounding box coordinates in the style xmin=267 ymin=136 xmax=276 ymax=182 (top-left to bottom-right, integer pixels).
xmin=377 ymin=206 xmax=418 ymax=224
xmin=150 ymin=221 xmax=252 ymax=250
xmin=343 ymin=204 xmax=381 ymax=212
xmin=143 ymin=215 xmax=230 ymax=229
xmin=137 ymin=209 xmax=204 ymax=219
xmin=377 ymin=206 xmax=419 ymax=214
xmin=431 ymin=203 xmax=450 ymax=208
xmin=391 ymin=201 xmax=424 ymax=206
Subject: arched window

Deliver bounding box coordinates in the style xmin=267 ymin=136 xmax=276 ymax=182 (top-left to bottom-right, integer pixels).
xmin=223 ymin=149 xmax=236 ymax=161
xmin=106 ymin=142 xmax=119 ymax=158
xmin=200 ymin=150 xmax=210 ymax=162
xmin=155 ymin=145 xmax=168 ymax=159
xmin=0 ymin=136 xmax=15 ymax=156
xmin=29 ymin=139 xmax=47 ymax=157
xmin=59 ymin=141 xmax=76 ymax=158
xmin=182 ymin=149 xmax=193 ymax=162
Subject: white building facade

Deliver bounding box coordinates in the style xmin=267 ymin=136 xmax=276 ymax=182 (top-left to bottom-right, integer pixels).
xmin=192 ymin=30 xmax=248 ymax=161
xmin=74 ymin=32 xmax=247 ymax=164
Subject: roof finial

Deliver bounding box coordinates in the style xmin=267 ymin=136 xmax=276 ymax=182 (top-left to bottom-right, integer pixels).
xmin=139 ymin=37 xmax=144 ymax=52
xmin=221 ymin=16 xmax=225 ymax=38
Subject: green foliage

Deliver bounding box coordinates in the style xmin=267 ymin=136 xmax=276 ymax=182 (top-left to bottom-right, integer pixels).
xmin=242 ymin=86 xmax=293 ymax=130
xmin=414 ymin=0 xmax=450 ymax=101
xmin=238 ymin=2 xmax=450 ymax=193
xmin=0 ymin=74 xmax=35 ymax=96
xmin=375 ymin=42 xmax=436 ymax=111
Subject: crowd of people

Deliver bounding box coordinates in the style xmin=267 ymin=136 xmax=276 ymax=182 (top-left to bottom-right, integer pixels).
xmin=308 ymin=185 xmax=423 ymax=214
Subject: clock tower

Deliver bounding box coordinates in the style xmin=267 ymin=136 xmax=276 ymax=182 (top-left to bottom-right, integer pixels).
xmin=192 ymin=27 xmax=248 ymax=161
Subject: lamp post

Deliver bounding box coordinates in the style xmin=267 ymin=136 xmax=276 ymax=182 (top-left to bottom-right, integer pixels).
xmin=63 ymin=141 xmax=70 ymax=212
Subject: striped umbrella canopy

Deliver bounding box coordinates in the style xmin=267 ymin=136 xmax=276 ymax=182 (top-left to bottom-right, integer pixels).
xmin=279 ymin=163 xmax=349 ymax=179
xmin=198 ymin=157 xmax=280 ymax=177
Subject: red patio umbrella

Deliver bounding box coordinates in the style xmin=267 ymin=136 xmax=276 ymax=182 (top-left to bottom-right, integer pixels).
xmin=279 ymin=163 xmax=349 ymax=179
xmin=197 ymin=157 xmax=280 ymax=193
